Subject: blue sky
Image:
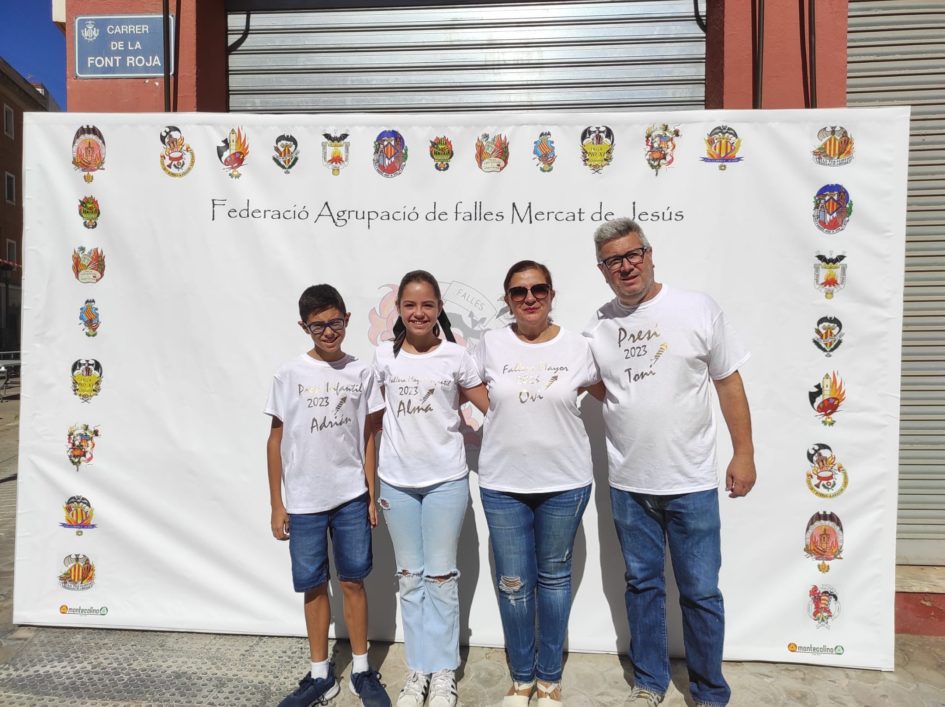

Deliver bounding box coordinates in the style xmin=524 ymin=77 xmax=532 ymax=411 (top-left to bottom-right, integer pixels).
xmin=1 ymin=4 xmax=67 ymax=108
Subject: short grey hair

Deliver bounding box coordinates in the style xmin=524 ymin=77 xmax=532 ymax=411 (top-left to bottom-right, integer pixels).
xmin=593 ymin=218 xmax=651 ymax=259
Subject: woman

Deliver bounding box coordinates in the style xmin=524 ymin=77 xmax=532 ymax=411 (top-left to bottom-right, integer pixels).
xmin=372 ymin=270 xmax=489 ymax=707
xmin=473 ymin=260 xmax=599 ymax=706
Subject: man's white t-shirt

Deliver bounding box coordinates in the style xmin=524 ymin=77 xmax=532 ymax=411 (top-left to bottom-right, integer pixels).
xmin=373 ymin=340 xmax=482 ymax=488
xmin=265 ymin=353 xmax=384 ymax=514
xmin=474 ymin=326 xmax=599 ymax=493
xmin=583 ymin=285 xmax=749 ymax=494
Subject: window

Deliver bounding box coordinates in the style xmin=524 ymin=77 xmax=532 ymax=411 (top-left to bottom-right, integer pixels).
xmin=2 ymin=105 xmax=12 ymax=139
xmin=5 ymin=240 xmax=15 ymax=264
xmin=4 ymin=173 xmax=13 ymax=205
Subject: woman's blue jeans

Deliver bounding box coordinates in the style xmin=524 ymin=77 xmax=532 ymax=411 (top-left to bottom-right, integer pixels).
xmin=379 ymin=477 xmax=468 ymax=674
xmin=480 ymin=484 xmax=591 ymax=683
xmin=610 ymin=487 xmax=731 ymax=707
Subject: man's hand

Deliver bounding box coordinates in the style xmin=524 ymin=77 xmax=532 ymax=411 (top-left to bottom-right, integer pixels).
xmin=725 ymin=453 xmax=756 ymax=498
xmin=271 ymin=505 xmax=290 ymax=540
xmin=714 ymin=372 xmax=756 ymax=499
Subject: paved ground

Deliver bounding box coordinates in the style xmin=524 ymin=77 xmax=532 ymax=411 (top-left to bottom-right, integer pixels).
xmin=1 ymin=392 xmax=944 ymax=705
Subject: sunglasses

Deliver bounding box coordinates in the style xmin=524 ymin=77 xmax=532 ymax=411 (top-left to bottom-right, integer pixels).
xmin=507 ymin=284 xmax=552 ymax=302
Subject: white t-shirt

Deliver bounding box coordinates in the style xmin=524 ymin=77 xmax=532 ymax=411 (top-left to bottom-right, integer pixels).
xmin=583 ymin=285 xmax=749 ymax=494
xmin=474 ymin=326 xmax=599 ymax=493
xmin=265 ymin=353 xmax=384 ymax=513
xmin=373 ymin=340 xmax=482 ymax=488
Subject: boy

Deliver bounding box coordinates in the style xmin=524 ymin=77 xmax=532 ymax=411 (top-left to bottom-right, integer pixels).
xmin=266 ymin=284 xmax=390 ymax=707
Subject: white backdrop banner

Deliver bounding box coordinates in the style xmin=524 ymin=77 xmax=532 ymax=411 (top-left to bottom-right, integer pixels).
xmin=16 ymin=108 xmax=908 ymax=670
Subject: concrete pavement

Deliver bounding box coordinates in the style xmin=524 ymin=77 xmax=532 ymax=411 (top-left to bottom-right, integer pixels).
xmin=1 ymin=393 xmax=944 ymax=705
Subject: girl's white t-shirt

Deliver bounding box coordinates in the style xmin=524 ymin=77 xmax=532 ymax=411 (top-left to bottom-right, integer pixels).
xmin=474 ymin=326 xmax=600 ymax=493
xmin=373 ymin=340 xmax=482 ymax=488
xmin=265 ymin=353 xmax=384 ymax=514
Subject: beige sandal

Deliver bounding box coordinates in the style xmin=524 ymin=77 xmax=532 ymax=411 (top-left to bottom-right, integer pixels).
xmin=502 ymin=679 xmax=535 ymax=706
xmin=536 ymin=680 xmax=561 ymax=706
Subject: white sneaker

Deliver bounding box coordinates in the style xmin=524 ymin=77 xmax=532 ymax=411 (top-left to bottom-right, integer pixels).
xmin=427 ymin=669 xmax=457 ymax=707
xmin=628 ymin=686 xmax=664 ymax=705
xmin=397 ymin=671 xmax=429 ymax=707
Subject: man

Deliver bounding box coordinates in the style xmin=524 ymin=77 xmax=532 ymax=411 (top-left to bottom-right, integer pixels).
xmin=583 ymin=218 xmax=756 ymax=707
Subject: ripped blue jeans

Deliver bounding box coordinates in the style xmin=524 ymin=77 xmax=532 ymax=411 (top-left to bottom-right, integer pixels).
xmin=480 ymin=484 xmax=591 ymax=683
xmin=379 ymin=477 xmax=468 ymax=673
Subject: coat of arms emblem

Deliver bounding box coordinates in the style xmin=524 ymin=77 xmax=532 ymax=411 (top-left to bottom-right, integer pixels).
xmin=72 ymin=359 xmax=103 ymax=402
xmin=813 ymin=184 xmax=853 ymax=233
xmin=78 ymin=196 xmax=100 ymax=229
xmin=532 ymin=131 xmax=556 ymax=172
xmin=217 ymin=128 xmax=249 ymax=178
xmin=67 ymin=423 xmax=100 ymax=469
xmin=79 ymin=299 xmax=101 ymax=337
xmin=812 ymin=126 xmax=854 ymax=166
xmin=72 ymin=247 xmax=106 ymax=284
xmin=645 ymin=124 xmax=680 ymax=175
xmin=60 ymin=553 xmax=95 ymax=591
xmin=814 ymin=252 xmax=846 ymax=300
xmin=804 ymin=511 xmax=844 ymax=572
xmin=429 ymin=136 xmax=454 ymax=171
xmin=476 ymin=132 xmax=509 ymax=173
xmin=581 ymin=125 xmax=614 ymax=173
xmin=374 ymin=130 xmax=408 ymax=177
xmin=159 ymin=126 xmax=195 ymax=177
xmin=701 ymin=125 xmax=742 ymax=170
xmin=321 ymin=132 xmax=349 ymax=176
xmin=813 ymin=316 xmax=843 ymax=356
xmin=72 ymin=125 xmax=106 ymax=182
xmin=808 ymin=371 xmax=846 ymax=426
xmin=806 ymin=443 xmax=848 ymax=499
xmin=61 ymin=495 xmax=96 ymax=534
xmin=808 ymin=585 xmax=840 ymax=627
xmin=272 ymin=133 xmax=300 ymax=173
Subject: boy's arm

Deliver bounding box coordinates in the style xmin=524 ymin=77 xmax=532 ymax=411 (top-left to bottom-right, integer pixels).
xmin=267 ymin=417 xmax=289 ymax=540
xmin=364 ymin=410 xmax=384 ymax=528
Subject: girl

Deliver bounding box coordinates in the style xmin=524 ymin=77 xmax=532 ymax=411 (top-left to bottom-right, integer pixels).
xmin=372 ymin=270 xmax=488 ymax=707
xmin=473 ymin=260 xmax=599 ymax=706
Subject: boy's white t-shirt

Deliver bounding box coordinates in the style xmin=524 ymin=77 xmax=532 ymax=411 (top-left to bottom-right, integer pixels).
xmin=583 ymin=285 xmax=750 ymax=494
xmin=265 ymin=353 xmax=384 ymax=514
xmin=474 ymin=326 xmax=599 ymax=493
xmin=373 ymin=340 xmax=482 ymax=488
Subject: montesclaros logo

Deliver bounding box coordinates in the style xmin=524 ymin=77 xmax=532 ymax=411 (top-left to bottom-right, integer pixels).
xmin=59 ymin=604 xmax=108 ymax=616
xmin=787 ymin=642 xmax=844 ymax=656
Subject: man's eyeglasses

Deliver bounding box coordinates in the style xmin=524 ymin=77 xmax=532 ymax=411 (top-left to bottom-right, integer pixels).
xmin=303 ymin=318 xmax=347 ymax=335
xmin=599 ymin=247 xmax=649 ymax=272
xmin=507 ymin=284 xmax=552 ymax=302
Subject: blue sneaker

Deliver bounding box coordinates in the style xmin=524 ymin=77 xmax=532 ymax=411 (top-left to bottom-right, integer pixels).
xmin=349 ymin=668 xmax=392 ymax=707
xmin=278 ymin=667 xmax=340 ymax=706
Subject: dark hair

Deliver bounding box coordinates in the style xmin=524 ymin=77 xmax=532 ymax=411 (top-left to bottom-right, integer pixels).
xmin=392 ymin=270 xmax=455 ymax=355
xmin=298 ymin=284 xmax=347 ymax=321
xmin=503 ymin=260 xmax=553 ymax=293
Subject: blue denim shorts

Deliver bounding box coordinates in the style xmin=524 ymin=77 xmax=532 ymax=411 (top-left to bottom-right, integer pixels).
xmin=288 ymin=493 xmax=372 ymax=592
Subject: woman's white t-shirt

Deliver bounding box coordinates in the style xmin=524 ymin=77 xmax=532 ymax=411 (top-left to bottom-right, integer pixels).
xmin=474 ymin=326 xmax=600 ymax=493
xmin=373 ymin=340 xmax=482 ymax=488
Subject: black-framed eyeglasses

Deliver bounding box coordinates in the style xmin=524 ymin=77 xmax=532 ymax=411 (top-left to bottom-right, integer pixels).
xmin=304 ymin=318 xmax=347 ymax=335
xmin=507 ymin=284 xmax=552 ymax=302
xmin=599 ymin=247 xmax=649 ymax=272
